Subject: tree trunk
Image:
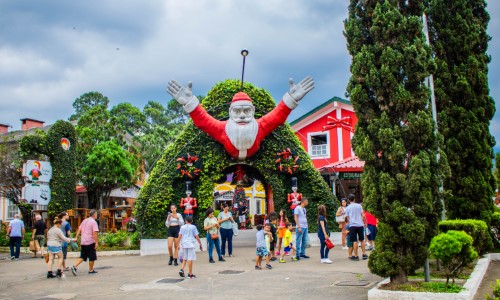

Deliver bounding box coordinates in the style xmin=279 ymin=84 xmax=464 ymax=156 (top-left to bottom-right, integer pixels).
xmin=390 ymin=271 xmax=408 ymax=284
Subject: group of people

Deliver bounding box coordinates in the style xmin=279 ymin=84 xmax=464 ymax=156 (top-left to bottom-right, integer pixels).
xmin=6 ymin=210 xmax=101 ymax=279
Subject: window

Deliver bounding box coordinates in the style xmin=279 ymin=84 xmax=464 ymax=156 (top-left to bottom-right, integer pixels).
xmin=309 ymin=133 xmax=329 ymax=157
xmin=7 ymin=201 xmax=18 ymax=220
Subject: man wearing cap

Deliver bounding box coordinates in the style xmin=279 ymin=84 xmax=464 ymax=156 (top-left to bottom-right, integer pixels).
xmin=167 ymin=77 xmax=314 ymax=160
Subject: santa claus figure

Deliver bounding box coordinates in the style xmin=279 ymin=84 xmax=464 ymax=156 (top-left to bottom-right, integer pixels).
xmin=287 ymin=186 xmax=302 ymax=212
xmin=167 ymin=77 xmax=314 ymax=160
xmin=180 ymin=192 xmax=198 ymax=217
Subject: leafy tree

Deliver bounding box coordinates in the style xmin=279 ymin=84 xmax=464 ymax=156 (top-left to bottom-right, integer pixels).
xmin=81 ymin=140 xmax=138 ymax=209
xmin=0 ymin=138 xmax=31 ymax=226
xmin=69 ymin=91 xmax=110 ymax=121
xmin=427 ymin=0 xmax=496 ymax=224
xmin=110 ymin=102 xmax=147 ymax=135
xmin=344 ymin=0 xmax=443 ymax=283
xmin=495 ymin=153 xmax=500 ymax=194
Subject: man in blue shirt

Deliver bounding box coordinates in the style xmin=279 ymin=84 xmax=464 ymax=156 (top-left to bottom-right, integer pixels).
xmin=294 ymin=198 xmax=310 ymax=260
xmin=7 ymin=214 xmax=25 ymax=260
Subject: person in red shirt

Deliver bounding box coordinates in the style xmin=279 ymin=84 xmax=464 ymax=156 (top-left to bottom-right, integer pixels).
xmin=364 ymin=211 xmax=378 ymax=250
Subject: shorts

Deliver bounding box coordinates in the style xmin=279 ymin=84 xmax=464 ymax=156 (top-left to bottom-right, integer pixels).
xmin=181 ymin=247 xmax=197 ymax=261
xmin=278 ymin=228 xmax=287 ymax=239
xmin=284 ymin=243 xmax=293 ymax=252
xmin=47 ymin=245 xmax=62 ymax=253
xmin=35 ymin=235 xmax=46 ymax=247
xmin=239 ymin=215 xmax=246 ymax=223
xmin=80 ymin=243 xmax=97 ymax=261
xmin=367 ymin=224 xmax=377 ymax=241
xmin=62 ymin=246 xmax=68 ymax=259
xmin=349 ymin=226 xmax=365 ymax=242
xmin=256 ymin=246 xmax=269 ymax=257
xmin=346 ymin=235 xmax=353 ymax=248
xmin=270 ymin=240 xmax=276 ymax=251
xmin=168 ymin=226 xmax=180 ymax=238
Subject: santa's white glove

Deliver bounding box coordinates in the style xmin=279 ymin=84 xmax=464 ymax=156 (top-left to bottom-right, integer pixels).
xmin=167 ymin=80 xmax=200 ymax=113
xmin=282 ymin=76 xmax=315 ymax=110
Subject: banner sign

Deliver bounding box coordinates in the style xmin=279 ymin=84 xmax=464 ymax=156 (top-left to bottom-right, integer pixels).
xmin=22 ymin=160 xmax=52 ymax=182
xmin=338 ymin=172 xmax=362 ymax=180
xmin=22 ymin=183 xmax=51 ymax=205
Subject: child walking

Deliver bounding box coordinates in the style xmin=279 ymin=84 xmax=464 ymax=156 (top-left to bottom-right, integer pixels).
xmin=177 ymin=216 xmax=203 ymax=279
xmin=279 ymin=222 xmax=297 ymax=263
xmin=276 ymin=209 xmax=288 ymax=256
xmin=255 ymin=224 xmax=272 ymax=270
xmin=269 ymin=216 xmax=278 ymax=261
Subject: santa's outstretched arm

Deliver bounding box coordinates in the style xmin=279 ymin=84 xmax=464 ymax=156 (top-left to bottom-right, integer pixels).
xmin=167 ymin=80 xmax=225 ymax=142
xmin=259 ymin=76 xmax=315 ymax=136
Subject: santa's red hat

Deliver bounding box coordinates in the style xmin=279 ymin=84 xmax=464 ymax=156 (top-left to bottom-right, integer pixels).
xmin=230 ymin=92 xmax=253 ymax=107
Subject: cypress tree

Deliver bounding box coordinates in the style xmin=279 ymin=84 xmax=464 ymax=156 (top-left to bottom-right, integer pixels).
xmin=427 ymin=0 xmax=496 ymax=224
xmin=344 ymin=0 xmax=441 ymax=283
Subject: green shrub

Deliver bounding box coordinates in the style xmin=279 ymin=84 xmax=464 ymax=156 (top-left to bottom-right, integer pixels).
xmin=491 ymin=212 xmax=500 ymax=249
xmin=429 ymin=230 xmax=478 ymax=285
xmin=485 ymin=279 xmax=500 ymax=300
xmin=129 ymin=231 xmax=141 ymax=248
xmin=101 ymin=230 xmax=128 ymax=247
xmin=439 ymin=219 xmax=493 ymax=255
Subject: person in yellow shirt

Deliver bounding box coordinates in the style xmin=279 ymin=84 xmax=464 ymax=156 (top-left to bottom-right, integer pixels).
xmin=279 ymin=223 xmax=297 ymax=263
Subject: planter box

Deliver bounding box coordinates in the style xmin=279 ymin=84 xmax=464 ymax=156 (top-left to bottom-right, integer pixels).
xmin=368 ymin=254 xmax=499 ymax=300
xmin=140 ymin=238 xmax=207 ymax=256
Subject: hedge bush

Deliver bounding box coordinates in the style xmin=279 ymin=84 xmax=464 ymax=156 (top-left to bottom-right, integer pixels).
xmin=492 ymin=212 xmax=500 ymax=248
xmin=135 ymin=79 xmax=337 ymax=238
xmin=429 ymin=230 xmax=478 ymax=285
xmin=438 ymin=219 xmax=493 ymax=255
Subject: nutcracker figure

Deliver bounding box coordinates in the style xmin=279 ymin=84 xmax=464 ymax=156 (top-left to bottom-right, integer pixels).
xmin=287 ymin=186 xmax=302 ymax=213
xmin=180 ymin=191 xmax=198 ymax=217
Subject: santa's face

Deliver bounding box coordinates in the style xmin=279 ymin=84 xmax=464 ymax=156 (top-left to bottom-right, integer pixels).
xmin=229 ymin=104 xmax=255 ymax=124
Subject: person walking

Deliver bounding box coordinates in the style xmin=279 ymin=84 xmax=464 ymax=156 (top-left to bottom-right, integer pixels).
xmin=345 ymin=194 xmax=367 ymax=261
xmin=165 ymin=204 xmax=184 ymax=266
xmin=364 ymin=210 xmax=378 ymax=250
xmin=275 ymin=209 xmax=288 ymax=256
xmin=336 ymin=198 xmax=348 ymax=249
xmin=46 ymin=216 xmax=74 ymax=278
xmin=32 ymin=214 xmax=47 ymax=258
xmin=203 ymin=208 xmax=224 ymax=263
xmin=279 ymin=222 xmax=297 ymax=263
xmin=58 ymin=212 xmax=72 ymax=271
xmin=178 ymin=216 xmax=203 ymax=279
xmin=71 ymin=209 xmax=99 ymax=275
xmin=255 ymin=224 xmax=272 ymax=270
xmin=218 ymin=204 xmax=235 ymax=257
xmin=7 ymin=214 xmax=25 ymax=261
xmin=318 ymin=205 xmax=332 ymax=264
xmin=294 ymin=198 xmax=309 ymax=260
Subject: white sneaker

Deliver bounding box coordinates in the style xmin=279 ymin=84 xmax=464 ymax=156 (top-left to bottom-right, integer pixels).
xmin=342 ymin=246 xmax=348 ymax=250
xmin=324 ymin=259 xmax=333 ymax=264
xmin=320 ymin=258 xmax=325 ymax=263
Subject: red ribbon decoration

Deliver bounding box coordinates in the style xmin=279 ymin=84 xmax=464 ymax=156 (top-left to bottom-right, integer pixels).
xmin=323 ymin=115 xmax=354 ymax=133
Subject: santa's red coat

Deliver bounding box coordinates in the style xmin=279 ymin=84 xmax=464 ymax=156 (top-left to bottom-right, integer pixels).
xmin=189 ymin=101 xmax=292 ymax=159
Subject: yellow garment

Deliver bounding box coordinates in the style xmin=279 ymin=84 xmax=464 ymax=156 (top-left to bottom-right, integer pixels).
xmin=283 ymin=229 xmax=292 ymax=247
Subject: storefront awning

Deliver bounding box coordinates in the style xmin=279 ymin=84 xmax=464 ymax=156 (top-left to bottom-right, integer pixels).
xmin=319 ymin=156 xmax=364 ymax=173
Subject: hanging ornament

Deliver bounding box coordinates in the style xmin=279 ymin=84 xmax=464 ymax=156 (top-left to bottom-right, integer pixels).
xmin=275 ymin=148 xmax=301 ymax=175
xmin=176 ymin=153 xmax=202 ymax=179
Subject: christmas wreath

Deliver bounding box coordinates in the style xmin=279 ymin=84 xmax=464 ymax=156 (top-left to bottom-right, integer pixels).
xmin=176 ymin=154 xmax=202 ymax=179
xmin=275 ymin=148 xmax=301 ymax=175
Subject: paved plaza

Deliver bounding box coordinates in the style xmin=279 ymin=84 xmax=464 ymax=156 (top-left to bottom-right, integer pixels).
xmin=0 ymin=231 xmax=382 ymax=300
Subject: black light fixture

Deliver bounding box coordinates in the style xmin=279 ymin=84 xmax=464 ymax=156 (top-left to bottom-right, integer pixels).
xmin=240 ymin=49 xmax=249 ymax=90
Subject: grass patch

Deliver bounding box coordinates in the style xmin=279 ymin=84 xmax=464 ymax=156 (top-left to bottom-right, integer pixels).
xmin=381 ymin=281 xmax=463 ymax=293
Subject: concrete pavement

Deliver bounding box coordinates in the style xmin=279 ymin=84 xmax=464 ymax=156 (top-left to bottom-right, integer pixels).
xmin=0 ymin=230 xmax=382 ymax=300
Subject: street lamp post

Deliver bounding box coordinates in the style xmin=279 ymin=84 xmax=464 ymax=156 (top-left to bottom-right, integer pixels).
xmin=240 ymin=49 xmax=249 ymax=90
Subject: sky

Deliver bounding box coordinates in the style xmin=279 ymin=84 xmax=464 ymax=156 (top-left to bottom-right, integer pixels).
xmin=1 ymin=0 xmax=499 ymax=150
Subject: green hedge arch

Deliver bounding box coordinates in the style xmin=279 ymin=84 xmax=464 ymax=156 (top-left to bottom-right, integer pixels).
xmin=135 ymin=79 xmax=337 ymax=238
xmin=20 ymin=120 xmax=77 ymax=218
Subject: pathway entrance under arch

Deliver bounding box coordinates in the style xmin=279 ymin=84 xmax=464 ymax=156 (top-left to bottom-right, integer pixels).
xmin=213 ymin=164 xmax=273 ymax=225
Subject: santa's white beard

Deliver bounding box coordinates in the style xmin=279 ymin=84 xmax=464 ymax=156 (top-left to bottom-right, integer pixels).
xmin=226 ymin=118 xmax=258 ymax=151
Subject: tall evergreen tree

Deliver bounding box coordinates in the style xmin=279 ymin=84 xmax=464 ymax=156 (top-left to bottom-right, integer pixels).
xmin=344 ymin=0 xmax=442 ymax=283
xmin=427 ymin=0 xmax=496 ymax=224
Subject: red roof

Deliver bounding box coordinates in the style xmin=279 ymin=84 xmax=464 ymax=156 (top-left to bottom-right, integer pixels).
xmin=318 ymin=156 xmax=364 ymax=173
xmin=76 ymin=185 xmax=87 ymax=193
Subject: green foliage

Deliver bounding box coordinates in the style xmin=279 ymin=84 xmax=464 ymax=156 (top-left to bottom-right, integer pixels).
xmin=345 ymin=0 xmax=442 ymax=283
xmin=439 ymin=219 xmax=493 ymax=255
xmin=69 ymin=91 xmax=110 ymax=121
xmin=391 ymin=282 xmax=463 ymax=293
xmin=485 ymin=279 xmax=500 ymax=300
xmin=20 ymin=121 xmax=77 ymax=218
xmin=135 ymin=79 xmax=336 ymax=238
xmin=129 ymin=231 xmax=141 ymax=248
xmin=429 ymin=230 xmax=478 ymax=285
xmin=100 ymin=230 xmax=129 ymax=247
xmin=427 ymin=0 xmax=495 ymax=224
xmin=489 ymin=212 xmax=500 ymax=248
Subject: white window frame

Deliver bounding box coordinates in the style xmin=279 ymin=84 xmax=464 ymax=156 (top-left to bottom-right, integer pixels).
xmin=7 ymin=200 xmax=19 ymax=220
xmin=307 ymin=131 xmax=330 ymax=158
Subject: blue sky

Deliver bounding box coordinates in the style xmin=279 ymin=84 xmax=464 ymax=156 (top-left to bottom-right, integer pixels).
xmin=1 ymin=0 xmax=499 ymax=151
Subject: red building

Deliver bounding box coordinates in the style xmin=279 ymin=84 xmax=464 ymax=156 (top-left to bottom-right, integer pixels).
xmin=290 ymin=97 xmax=364 ymax=201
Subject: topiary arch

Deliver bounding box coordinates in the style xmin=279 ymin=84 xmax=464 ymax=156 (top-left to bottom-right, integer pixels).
xmin=135 ymin=79 xmax=337 ymax=238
